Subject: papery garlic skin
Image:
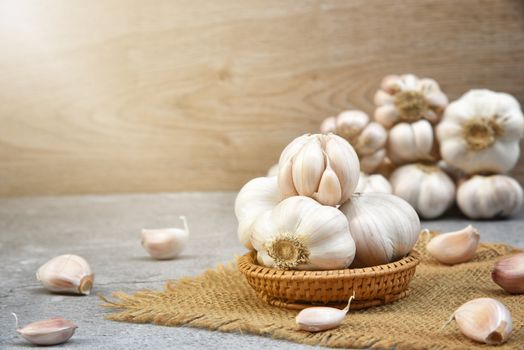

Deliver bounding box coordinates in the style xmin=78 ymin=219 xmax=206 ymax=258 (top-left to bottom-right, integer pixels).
xmin=141 ymin=216 xmax=189 ymax=260
xmin=319 ymin=111 xmax=387 ymax=173
xmin=426 ymin=225 xmax=480 ymax=265
xmin=437 ymin=89 xmax=524 ymax=174
xmin=451 ymin=298 xmax=512 ymax=345
xmin=374 ymin=74 xmax=448 ymax=129
xmin=492 ymin=253 xmax=524 ymax=294
xmin=388 ymin=119 xmax=436 ymax=165
xmin=235 ymin=176 xmax=280 ymax=249
xmin=251 ymin=196 xmax=356 ymax=270
xmin=390 ymin=163 xmax=455 ymax=219
xmin=457 ymin=175 xmax=523 ymax=219
xmin=278 ymin=134 xmax=360 ymax=206
xmin=13 ymin=314 xmax=77 ymax=346
xmin=339 ymin=192 xmax=420 ymax=268
xmin=355 ymin=172 xmax=392 ymax=194
xmin=36 ymin=255 xmax=93 ymax=295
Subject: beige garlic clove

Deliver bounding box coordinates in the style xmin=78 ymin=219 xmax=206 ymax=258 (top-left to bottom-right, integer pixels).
xmin=36 ymin=254 xmax=93 ymax=295
xmin=296 ymin=293 xmax=355 ymax=332
xmin=426 ymin=225 xmax=480 ymax=265
xmin=492 ymin=253 xmax=524 ymax=294
xmin=141 ymin=216 xmax=189 ymax=260
xmin=446 ymin=298 xmax=512 ymax=345
xmin=12 ymin=313 xmax=77 ymax=346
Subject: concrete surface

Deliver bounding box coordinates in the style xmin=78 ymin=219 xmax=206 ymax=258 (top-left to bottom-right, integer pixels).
xmin=0 ymin=192 xmax=523 ymax=349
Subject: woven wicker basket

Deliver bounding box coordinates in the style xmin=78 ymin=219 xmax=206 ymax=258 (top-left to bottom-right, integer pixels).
xmin=238 ymin=250 xmax=420 ymax=310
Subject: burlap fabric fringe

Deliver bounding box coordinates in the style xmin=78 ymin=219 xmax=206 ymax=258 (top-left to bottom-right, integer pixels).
xmin=101 ymin=234 xmax=524 ymax=350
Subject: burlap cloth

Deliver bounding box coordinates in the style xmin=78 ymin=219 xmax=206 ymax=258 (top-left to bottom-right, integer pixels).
xmin=102 ymin=234 xmax=524 ymax=349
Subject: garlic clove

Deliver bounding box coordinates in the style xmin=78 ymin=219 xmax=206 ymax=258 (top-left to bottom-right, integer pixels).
xmin=36 ymin=254 xmax=93 ymax=295
xmin=13 ymin=313 xmax=77 ymax=346
xmin=291 ymin=138 xmax=325 ymax=196
xmin=426 ymin=225 xmax=480 ymax=265
xmin=492 ymin=253 xmax=524 ymax=294
xmin=374 ymin=104 xmax=400 ymax=129
xmin=141 ymin=216 xmax=189 ymax=260
xmin=447 ymin=298 xmax=512 ymax=345
xmin=296 ymin=293 xmax=355 ymax=332
xmin=360 ymin=148 xmax=386 ymax=174
xmin=356 ymin=122 xmax=387 ymax=156
xmin=320 ymin=116 xmax=337 ymax=134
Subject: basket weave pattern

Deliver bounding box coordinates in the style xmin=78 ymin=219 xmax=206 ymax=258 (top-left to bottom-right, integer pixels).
xmin=238 ymin=250 xmax=420 ymax=309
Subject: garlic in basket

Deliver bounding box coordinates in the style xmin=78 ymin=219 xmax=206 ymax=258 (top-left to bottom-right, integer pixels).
xmin=251 ymin=196 xmax=356 ymax=270
xmin=355 ymin=172 xmax=391 ymax=194
xmin=36 ymin=254 xmax=93 ymax=295
xmin=278 ymin=133 xmax=360 ymax=206
xmin=141 ymin=216 xmax=189 ymax=260
xmin=12 ymin=313 xmax=77 ymax=346
xmin=426 ymin=225 xmax=480 ymax=265
xmin=339 ymin=192 xmax=420 ymax=268
xmin=437 ymin=89 xmax=524 ymax=174
xmin=235 ymin=176 xmax=280 ymax=249
xmin=390 ymin=163 xmax=455 ymax=219
xmin=296 ymin=292 xmax=355 ymax=332
xmin=456 ymin=175 xmax=523 ymax=219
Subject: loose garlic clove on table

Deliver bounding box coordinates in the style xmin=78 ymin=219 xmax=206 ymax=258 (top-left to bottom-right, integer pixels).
xmin=492 ymin=253 xmax=524 ymax=294
xmin=296 ymin=293 xmax=355 ymax=332
xmin=12 ymin=313 xmax=77 ymax=346
xmin=141 ymin=216 xmax=189 ymax=260
xmin=426 ymin=225 xmax=480 ymax=265
xmin=36 ymin=254 xmax=94 ymax=295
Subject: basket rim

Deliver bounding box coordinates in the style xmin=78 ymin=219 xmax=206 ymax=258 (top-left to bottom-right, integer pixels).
xmin=238 ymin=249 xmax=420 ymax=279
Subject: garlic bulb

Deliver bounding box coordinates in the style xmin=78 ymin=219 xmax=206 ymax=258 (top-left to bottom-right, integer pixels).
xmin=355 ymin=172 xmax=392 ymax=194
xmin=296 ymin=293 xmax=355 ymax=332
xmin=437 ymin=89 xmax=524 ymax=174
xmin=387 ymin=119 xmax=437 ymax=165
xmin=456 ymin=175 xmax=523 ymax=219
xmin=251 ymin=196 xmax=356 ymax=270
xmin=390 ymin=163 xmax=455 ymax=219
xmin=319 ymin=111 xmax=387 ymax=173
xmin=426 ymin=225 xmax=480 ymax=265
xmin=235 ymin=176 xmax=280 ymax=249
xmin=278 ymin=134 xmax=360 ymax=206
xmin=141 ymin=216 xmax=189 ymax=260
xmin=12 ymin=313 xmax=77 ymax=346
xmin=492 ymin=253 xmax=524 ymax=294
xmin=339 ymin=192 xmax=420 ymax=268
xmin=448 ymin=298 xmax=512 ymax=345
xmin=374 ymin=74 xmax=448 ymax=129
xmin=36 ymin=254 xmax=93 ymax=295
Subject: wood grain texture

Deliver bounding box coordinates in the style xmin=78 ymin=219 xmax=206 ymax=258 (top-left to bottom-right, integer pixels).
xmin=1 ymin=0 xmax=524 ymax=196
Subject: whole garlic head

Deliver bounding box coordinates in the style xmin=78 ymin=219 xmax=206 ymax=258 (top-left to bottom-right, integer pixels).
xmin=437 ymin=89 xmax=524 ymax=174
xmin=141 ymin=216 xmax=189 ymax=260
xmin=457 ymin=175 xmax=523 ymax=219
xmin=278 ymin=134 xmax=360 ymax=206
xmin=339 ymin=192 xmax=420 ymax=268
xmin=390 ymin=163 xmax=455 ymax=219
xmin=374 ymin=74 xmax=448 ymax=129
xmin=388 ymin=119 xmax=437 ymax=165
xmin=320 ymin=111 xmax=387 ymax=173
xmin=355 ymin=172 xmax=392 ymax=194
xmin=251 ymin=196 xmax=356 ymax=270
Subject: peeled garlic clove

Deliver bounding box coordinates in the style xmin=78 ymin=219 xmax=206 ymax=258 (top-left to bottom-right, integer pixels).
xmin=36 ymin=254 xmax=93 ymax=295
xmin=296 ymin=294 xmax=355 ymax=332
xmin=141 ymin=216 xmax=189 ymax=260
xmin=492 ymin=253 xmax=524 ymax=294
xmin=426 ymin=225 xmax=480 ymax=265
xmin=448 ymin=298 xmax=512 ymax=345
xmin=13 ymin=313 xmax=77 ymax=346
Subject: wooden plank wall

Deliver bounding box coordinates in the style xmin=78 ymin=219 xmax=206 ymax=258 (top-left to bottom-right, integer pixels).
xmin=1 ymin=0 xmax=523 ymax=196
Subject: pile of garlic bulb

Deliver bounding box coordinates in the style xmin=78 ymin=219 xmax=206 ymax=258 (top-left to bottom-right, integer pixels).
xmin=319 ymin=74 xmax=524 ymax=219
xmin=236 ymin=133 xmax=421 ymax=271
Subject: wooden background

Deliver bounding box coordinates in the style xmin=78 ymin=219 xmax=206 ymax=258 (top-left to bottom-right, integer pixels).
xmin=1 ymin=0 xmax=524 ymax=196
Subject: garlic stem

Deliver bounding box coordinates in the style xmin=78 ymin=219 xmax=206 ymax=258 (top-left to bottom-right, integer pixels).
xmin=12 ymin=312 xmax=19 ymax=330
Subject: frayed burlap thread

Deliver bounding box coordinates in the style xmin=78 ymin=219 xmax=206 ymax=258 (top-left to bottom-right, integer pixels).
xmin=102 ymin=235 xmax=524 ymax=350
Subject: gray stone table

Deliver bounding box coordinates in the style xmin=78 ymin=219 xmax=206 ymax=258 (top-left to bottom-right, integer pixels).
xmin=0 ymin=192 xmax=522 ymax=349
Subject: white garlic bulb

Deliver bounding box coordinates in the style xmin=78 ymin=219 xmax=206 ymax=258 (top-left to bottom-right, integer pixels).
xmin=437 ymin=89 xmax=524 ymax=174
xmin=251 ymin=196 xmax=356 ymax=270
xmin=12 ymin=313 xmax=77 ymax=346
xmin=141 ymin=216 xmax=190 ymax=260
xmin=426 ymin=225 xmax=480 ymax=265
xmin=387 ymin=119 xmax=436 ymax=165
xmin=296 ymin=293 xmax=355 ymax=332
xmin=278 ymin=134 xmax=360 ymax=206
xmin=36 ymin=254 xmax=93 ymax=295
xmin=448 ymin=298 xmax=512 ymax=345
xmin=319 ymin=110 xmax=387 ymax=173
xmin=339 ymin=192 xmax=420 ymax=268
xmin=374 ymin=74 xmax=448 ymax=129
xmin=457 ymin=175 xmax=523 ymax=219
xmin=355 ymin=172 xmax=392 ymax=194
xmin=235 ymin=176 xmax=280 ymax=249
xmin=492 ymin=253 xmax=524 ymax=294
xmin=390 ymin=163 xmax=455 ymax=219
